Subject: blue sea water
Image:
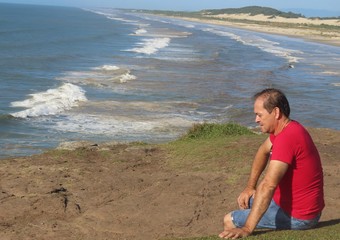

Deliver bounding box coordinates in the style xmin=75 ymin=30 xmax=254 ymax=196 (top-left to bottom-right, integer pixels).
xmin=1 ymin=3 xmax=339 ymax=158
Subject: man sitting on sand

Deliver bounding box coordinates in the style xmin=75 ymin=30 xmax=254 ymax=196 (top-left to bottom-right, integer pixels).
xmin=219 ymin=88 xmax=324 ymax=239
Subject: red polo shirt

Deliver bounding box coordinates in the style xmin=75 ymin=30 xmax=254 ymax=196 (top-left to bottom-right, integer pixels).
xmin=270 ymin=121 xmax=324 ymax=220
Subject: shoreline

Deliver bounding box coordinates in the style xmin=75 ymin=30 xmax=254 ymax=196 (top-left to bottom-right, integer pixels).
xmin=0 ymin=126 xmax=338 ymax=161
xmin=156 ymin=14 xmax=340 ymax=47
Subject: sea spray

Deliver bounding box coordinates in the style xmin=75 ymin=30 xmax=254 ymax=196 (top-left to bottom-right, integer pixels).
xmin=10 ymin=83 xmax=87 ymax=118
xmin=127 ymin=37 xmax=171 ymax=55
xmin=56 ymin=65 xmax=137 ymax=86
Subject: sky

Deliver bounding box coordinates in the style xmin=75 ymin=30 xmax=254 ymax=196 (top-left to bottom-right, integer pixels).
xmin=1 ymin=0 xmax=340 ymax=16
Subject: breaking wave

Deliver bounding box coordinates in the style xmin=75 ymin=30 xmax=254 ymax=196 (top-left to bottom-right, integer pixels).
xmin=10 ymin=83 xmax=87 ymax=118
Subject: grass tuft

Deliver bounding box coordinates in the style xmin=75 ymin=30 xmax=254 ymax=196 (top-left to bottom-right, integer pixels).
xmin=182 ymin=122 xmax=254 ymax=140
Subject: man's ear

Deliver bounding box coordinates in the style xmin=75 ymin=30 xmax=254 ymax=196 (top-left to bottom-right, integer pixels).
xmin=274 ymin=107 xmax=281 ymax=119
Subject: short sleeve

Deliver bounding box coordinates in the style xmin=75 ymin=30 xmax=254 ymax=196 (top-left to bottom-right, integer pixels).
xmin=270 ymin=134 xmax=294 ymax=165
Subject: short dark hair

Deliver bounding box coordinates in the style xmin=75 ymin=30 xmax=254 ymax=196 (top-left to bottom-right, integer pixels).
xmin=253 ymin=88 xmax=290 ymax=117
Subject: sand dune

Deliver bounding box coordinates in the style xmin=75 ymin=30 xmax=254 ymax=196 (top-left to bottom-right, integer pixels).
xmin=169 ymin=13 xmax=340 ymax=46
xmin=206 ymin=13 xmax=340 ymax=26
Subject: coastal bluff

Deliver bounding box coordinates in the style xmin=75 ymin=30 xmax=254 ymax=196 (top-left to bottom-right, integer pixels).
xmin=0 ymin=127 xmax=339 ymax=239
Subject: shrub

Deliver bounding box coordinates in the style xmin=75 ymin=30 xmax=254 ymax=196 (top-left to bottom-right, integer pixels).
xmin=182 ymin=123 xmax=254 ymax=139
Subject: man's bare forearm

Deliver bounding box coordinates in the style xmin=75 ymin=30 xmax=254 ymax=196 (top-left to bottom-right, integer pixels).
xmin=243 ymin=179 xmax=275 ymax=233
xmin=246 ymin=140 xmax=271 ymax=189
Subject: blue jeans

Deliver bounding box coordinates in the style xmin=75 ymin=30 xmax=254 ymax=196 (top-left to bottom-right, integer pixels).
xmin=231 ymin=198 xmax=321 ymax=230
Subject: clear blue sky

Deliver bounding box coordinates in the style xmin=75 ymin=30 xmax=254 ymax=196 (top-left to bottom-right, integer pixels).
xmin=1 ymin=0 xmax=339 ymax=16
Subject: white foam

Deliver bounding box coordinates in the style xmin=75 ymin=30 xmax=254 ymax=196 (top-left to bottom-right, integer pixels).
xmin=127 ymin=37 xmax=170 ymax=55
xmin=50 ymin=112 xmax=194 ymax=141
xmin=56 ymin=65 xmax=136 ymax=86
xmin=86 ymin=9 xmax=140 ymax=25
xmin=106 ymin=16 xmax=138 ymax=24
xmin=84 ymin=9 xmax=108 ymax=17
xmin=93 ymin=65 xmax=120 ymax=71
xmin=134 ymin=28 xmax=147 ymax=35
xmin=10 ymin=83 xmax=87 ymax=118
xmin=119 ymin=73 xmax=137 ymax=83
xmin=203 ymin=28 xmax=302 ymax=63
xmin=331 ymin=83 xmax=340 ymax=87
xmin=182 ymin=24 xmax=195 ymax=28
xmin=323 ymin=71 xmax=340 ymax=76
xmin=46 ymin=99 xmax=200 ymax=139
xmin=55 ymin=114 xmax=154 ymax=134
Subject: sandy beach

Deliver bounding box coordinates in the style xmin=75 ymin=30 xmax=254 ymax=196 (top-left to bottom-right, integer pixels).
xmin=163 ymin=13 xmax=340 ymax=47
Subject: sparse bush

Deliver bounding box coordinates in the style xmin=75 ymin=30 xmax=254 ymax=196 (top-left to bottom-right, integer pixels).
xmin=182 ymin=122 xmax=254 ymax=139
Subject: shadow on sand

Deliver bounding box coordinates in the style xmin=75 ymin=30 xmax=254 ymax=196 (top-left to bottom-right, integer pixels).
xmin=316 ymin=219 xmax=340 ymax=228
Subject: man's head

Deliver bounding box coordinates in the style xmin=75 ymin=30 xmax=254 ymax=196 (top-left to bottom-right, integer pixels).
xmin=253 ymin=88 xmax=290 ymax=134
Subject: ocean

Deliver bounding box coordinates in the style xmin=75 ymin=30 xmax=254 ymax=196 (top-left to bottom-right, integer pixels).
xmin=1 ymin=3 xmax=339 ymax=158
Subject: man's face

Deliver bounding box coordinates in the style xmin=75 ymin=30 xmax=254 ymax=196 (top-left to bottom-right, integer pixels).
xmin=254 ymin=98 xmax=276 ymax=134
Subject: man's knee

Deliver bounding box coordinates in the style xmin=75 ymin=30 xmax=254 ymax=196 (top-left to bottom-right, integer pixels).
xmin=223 ymin=212 xmax=236 ymax=230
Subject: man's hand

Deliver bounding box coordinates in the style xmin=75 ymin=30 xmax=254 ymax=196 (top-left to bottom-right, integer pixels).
xmin=237 ymin=187 xmax=255 ymax=209
xmin=219 ymin=227 xmax=251 ymax=239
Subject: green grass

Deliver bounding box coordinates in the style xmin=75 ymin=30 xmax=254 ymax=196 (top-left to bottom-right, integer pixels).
xmin=163 ymin=123 xmax=340 ymax=239
xmin=181 ymin=122 xmax=255 ymax=140
xmin=165 ymin=123 xmax=264 ymax=179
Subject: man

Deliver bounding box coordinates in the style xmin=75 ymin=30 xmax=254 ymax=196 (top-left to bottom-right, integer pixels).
xmin=219 ymin=88 xmax=324 ymax=239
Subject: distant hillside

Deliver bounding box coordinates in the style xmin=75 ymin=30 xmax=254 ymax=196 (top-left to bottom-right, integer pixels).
xmin=201 ymin=6 xmax=304 ymax=18
xmin=283 ymin=8 xmax=340 ymax=18
xmin=140 ymin=6 xmax=305 ymax=19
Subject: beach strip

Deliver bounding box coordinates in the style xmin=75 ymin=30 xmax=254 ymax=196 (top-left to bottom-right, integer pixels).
xmin=157 ymin=13 xmax=340 ymax=47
